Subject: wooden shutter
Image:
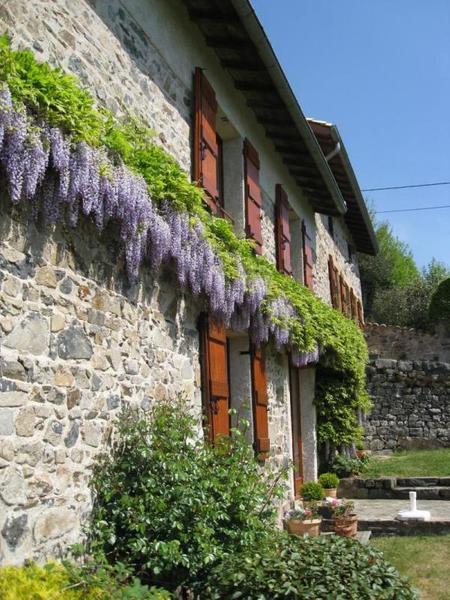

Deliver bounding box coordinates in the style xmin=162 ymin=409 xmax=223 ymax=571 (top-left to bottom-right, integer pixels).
xmin=244 ymin=139 xmax=263 ymax=255
xmin=302 ymin=221 xmax=314 ymax=290
xmin=250 ymin=345 xmax=270 ymax=459
xmin=194 ymin=68 xmax=220 ymax=214
xmin=328 ymin=255 xmax=341 ymax=310
xmin=289 ymin=365 xmax=303 ymax=496
xmin=357 ymin=299 xmax=364 ymax=328
xmin=275 ymin=184 xmax=292 ymax=275
xmin=350 ymin=289 xmax=358 ymax=322
xmin=198 ymin=314 xmax=230 ymax=441
xmin=339 ymin=276 xmax=351 ymax=317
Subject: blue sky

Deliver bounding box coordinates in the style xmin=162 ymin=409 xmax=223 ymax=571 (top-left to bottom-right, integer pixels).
xmin=251 ymin=0 xmax=450 ymax=269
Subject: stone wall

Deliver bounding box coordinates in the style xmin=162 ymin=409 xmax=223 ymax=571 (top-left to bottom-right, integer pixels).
xmin=365 ymin=322 xmax=450 ymax=363
xmin=0 ymin=200 xmax=204 ymax=564
xmin=363 ymin=358 xmax=450 ymax=452
xmin=314 ymin=213 xmax=362 ymax=307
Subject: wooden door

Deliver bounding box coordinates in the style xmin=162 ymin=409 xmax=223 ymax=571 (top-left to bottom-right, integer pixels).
xmin=199 ymin=314 xmax=230 ymax=441
xmin=289 ymin=364 xmax=304 ymax=496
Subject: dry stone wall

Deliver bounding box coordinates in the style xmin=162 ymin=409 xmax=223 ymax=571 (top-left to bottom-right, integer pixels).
xmin=363 ymin=324 xmax=450 ymax=452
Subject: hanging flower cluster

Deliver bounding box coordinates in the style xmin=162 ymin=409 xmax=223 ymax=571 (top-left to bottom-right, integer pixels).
xmin=0 ymin=83 xmax=317 ymax=365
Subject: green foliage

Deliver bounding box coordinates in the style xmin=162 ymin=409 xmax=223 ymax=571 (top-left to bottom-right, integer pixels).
xmin=0 ymin=34 xmax=370 ymax=446
xmin=299 ymin=481 xmax=324 ymax=501
xmin=429 ymin=277 xmax=450 ymax=323
xmin=315 ymin=370 xmax=370 ymax=447
xmin=359 ymin=210 xmax=450 ymax=329
xmin=318 ymin=472 xmax=339 ymax=488
xmin=0 ymin=562 xmax=170 ymax=600
xmin=88 ymin=401 xmax=285 ymax=591
xmin=329 ymin=454 xmax=369 ymax=478
xmin=199 ymin=533 xmax=418 ymax=599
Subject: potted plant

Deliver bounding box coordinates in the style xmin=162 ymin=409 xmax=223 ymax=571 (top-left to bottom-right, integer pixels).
xmin=355 ymin=441 xmax=367 ymax=460
xmin=299 ymin=481 xmax=324 ymax=503
xmin=318 ymin=472 xmax=339 ymax=498
xmin=284 ymin=503 xmax=322 ymax=537
xmin=332 ymin=499 xmax=358 ymax=538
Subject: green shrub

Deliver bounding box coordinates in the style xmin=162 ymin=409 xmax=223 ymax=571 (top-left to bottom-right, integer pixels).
xmin=299 ymin=481 xmax=324 ymax=501
xmin=199 ymin=533 xmax=418 ymax=599
xmin=88 ymin=401 xmax=285 ymax=591
xmin=330 ymin=454 xmax=368 ymax=478
xmin=318 ymin=472 xmax=339 ymax=489
xmin=0 ymin=562 xmax=170 ymax=600
xmin=429 ymin=277 xmax=450 ymax=323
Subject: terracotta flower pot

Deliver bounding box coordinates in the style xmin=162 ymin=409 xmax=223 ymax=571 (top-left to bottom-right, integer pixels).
xmin=334 ymin=514 xmax=358 ymax=538
xmin=323 ymin=488 xmax=337 ymax=498
xmin=285 ymin=518 xmax=321 ymax=537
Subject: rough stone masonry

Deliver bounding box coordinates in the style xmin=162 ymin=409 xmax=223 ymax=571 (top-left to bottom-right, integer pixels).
xmin=0 ymin=200 xmax=204 ymax=565
xmin=363 ymin=324 xmax=450 ymax=452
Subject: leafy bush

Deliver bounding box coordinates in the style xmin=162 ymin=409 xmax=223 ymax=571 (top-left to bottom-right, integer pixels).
xmin=318 ymin=472 xmax=339 ymax=489
xmin=199 ymin=533 xmax=418 ymax=599
xmin=299 ymin=481 xmax=324 ymax=501
xmin=88 ymin=401 xmax=285 ymax=591
xmin=330 ymin=454 xmax=368 ymax=478
xmin=0 ymin=562 xmax=170 ymax=600
xmin=429 ymin=277 xmax=450 ymax=324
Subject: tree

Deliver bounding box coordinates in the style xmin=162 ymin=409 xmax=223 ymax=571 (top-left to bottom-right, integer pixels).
xmin=358 ymin=220 xmax=419 ymax=317
xmin=358 ymin=212 xmax=450 ymax=329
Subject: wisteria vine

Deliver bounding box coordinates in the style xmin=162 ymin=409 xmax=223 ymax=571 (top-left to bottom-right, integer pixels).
xmin=0 ymin=82 xmax=316 ymax=365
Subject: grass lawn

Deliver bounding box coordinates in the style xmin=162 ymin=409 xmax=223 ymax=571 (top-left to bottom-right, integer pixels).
xmin=372 ymin=535 xmax=450 ymax=600
xmin=363 ymin=448 xmax=450 ymax=478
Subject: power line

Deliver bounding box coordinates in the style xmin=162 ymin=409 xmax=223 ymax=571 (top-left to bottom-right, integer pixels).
xmin=362 ymin=181 xmax=450 ymax=192
xmin=376 ymin=204 xmax=450 ymax=214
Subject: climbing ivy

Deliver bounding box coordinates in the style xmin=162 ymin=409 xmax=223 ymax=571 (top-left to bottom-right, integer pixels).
xmin=0 ymin=34 xmax=369 ymax=444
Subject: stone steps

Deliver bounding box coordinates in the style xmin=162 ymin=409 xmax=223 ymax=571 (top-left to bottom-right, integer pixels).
xmin=339 ymin=476 xmax=450 ymax=500
xmin=392 ymin=486 xmax=450 ymax=500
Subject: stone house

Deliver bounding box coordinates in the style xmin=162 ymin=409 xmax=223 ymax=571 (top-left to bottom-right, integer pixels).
xmin=0 ymin=0 xmax=376 ymax=563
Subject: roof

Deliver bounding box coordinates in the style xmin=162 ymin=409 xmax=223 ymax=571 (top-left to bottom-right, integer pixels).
xmin=307 ymin=119 xmax=378 ymax=255
xmin=182 ymin=0 xmax=346 ymax=216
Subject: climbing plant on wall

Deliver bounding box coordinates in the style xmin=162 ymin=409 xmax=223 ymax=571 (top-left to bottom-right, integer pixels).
xmin=0 ymin=34 xmax=370 ymax=445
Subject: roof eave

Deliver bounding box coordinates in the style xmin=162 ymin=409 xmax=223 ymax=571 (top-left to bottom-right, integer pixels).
xmin=230 ymin=0 xmax=347 ymax=215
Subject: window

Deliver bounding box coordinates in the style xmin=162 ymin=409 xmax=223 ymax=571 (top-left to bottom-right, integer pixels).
xmin=199 ymin=316 xmax=270 ymax=459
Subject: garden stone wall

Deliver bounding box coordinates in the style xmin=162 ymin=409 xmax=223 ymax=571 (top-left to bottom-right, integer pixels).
xmin=365 ymin=322 xmax=450 ymax=363
xmin=363 ymin=358 xmax=450 ymax=452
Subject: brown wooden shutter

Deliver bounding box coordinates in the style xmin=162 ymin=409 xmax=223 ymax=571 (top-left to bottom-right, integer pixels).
xmin=250 ymin=345 xmax=270 ymax=459
xmin=198 ymin=314 xmax=230 ymax=441
xmin=275 ymin=184 xmax=292 ymax=275
xmin=302 ymin=221 xmax=314 ymax=290
xmin=350 ymin=289 xmax=358 ymax=322
xmin=357 ymin=299 xmax=364 ymax=328
xmin=244 ymin=139 xmax=263 ymax=254
xmin=289 ymin=365 xmax=303 ymax=497
xmin=328 ymin=255 xmax=341 ymax=310
xmin=194 ymin=68 xmax=220 ymax=214
xmin=339 ymin=276 xmax=351 ymax=317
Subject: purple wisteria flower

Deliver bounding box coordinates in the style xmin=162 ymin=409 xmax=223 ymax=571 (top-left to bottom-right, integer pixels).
xmin=0 ymin=82 xmax=316 ymax=360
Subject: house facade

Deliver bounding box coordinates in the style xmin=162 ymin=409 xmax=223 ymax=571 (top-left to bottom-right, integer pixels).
xmin=0 ymin=0 xmax=376 ymax=564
